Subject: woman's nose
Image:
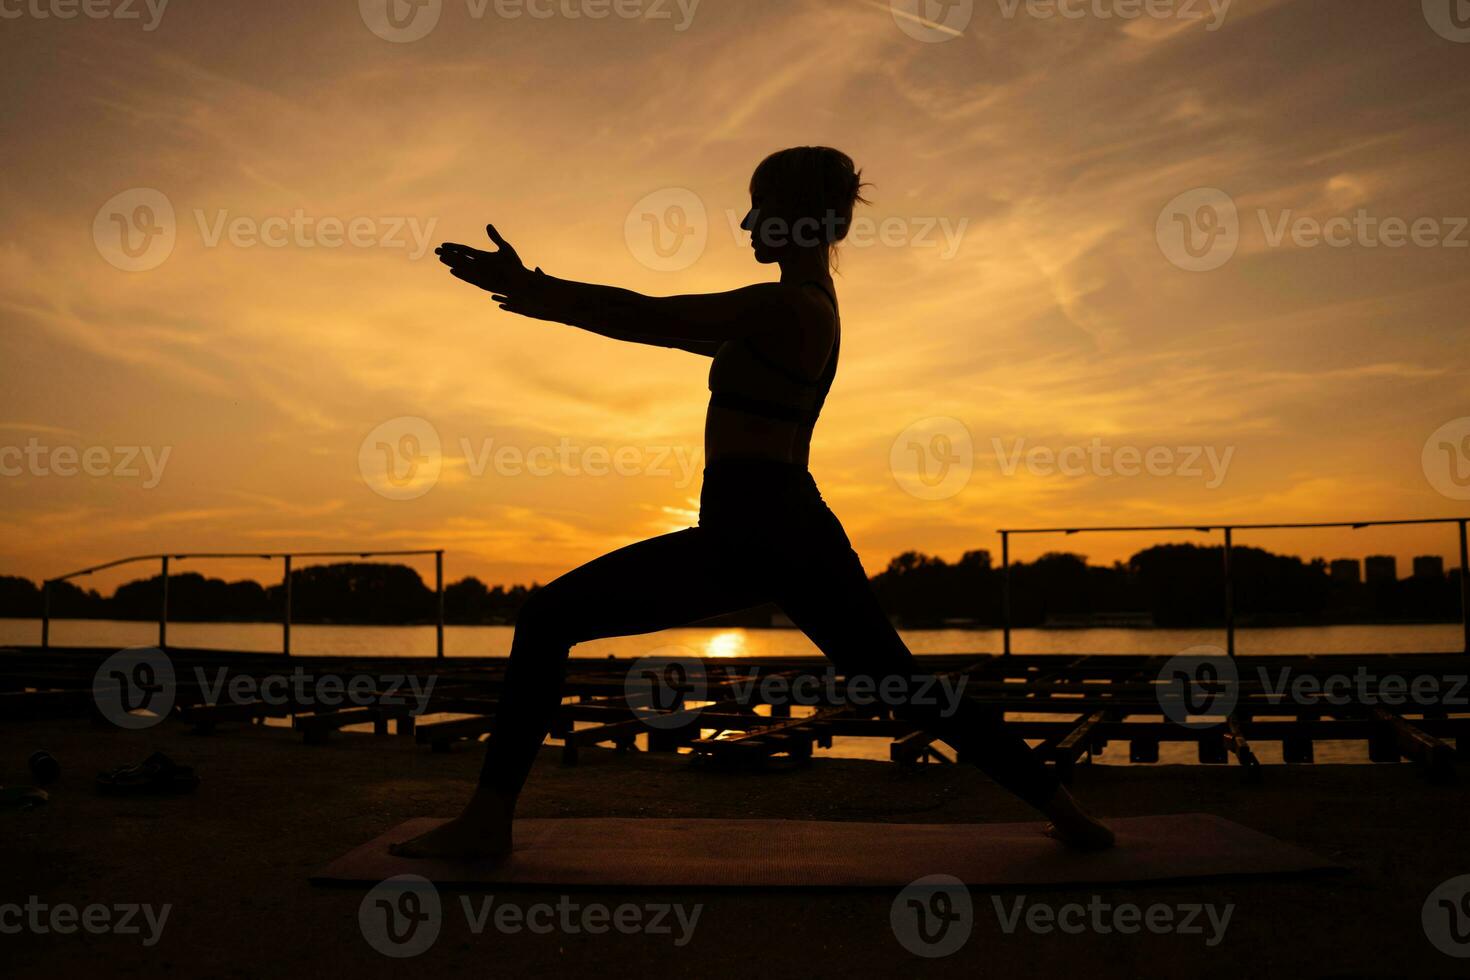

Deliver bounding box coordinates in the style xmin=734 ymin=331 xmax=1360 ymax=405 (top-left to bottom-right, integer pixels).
xmin=740 ymin=209 xmax=756 ymax=231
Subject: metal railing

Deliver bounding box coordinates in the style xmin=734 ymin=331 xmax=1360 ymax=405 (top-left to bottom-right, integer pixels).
xmin=997 ymin=518 xmax=1470 ymax=657
xmin=40 ymin=549 xmax=447 ymax=657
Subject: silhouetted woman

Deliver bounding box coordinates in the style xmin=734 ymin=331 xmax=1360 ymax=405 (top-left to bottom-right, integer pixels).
xmin=393 ymin=147 xmax=1114 ymax=860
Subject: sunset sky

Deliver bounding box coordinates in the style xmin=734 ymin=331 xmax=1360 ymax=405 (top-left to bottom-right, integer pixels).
xmin=2 ymin=0 xmax=1468 ymax=596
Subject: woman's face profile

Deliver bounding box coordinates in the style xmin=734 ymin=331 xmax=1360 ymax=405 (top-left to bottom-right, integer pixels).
xmin=742 ymin=178 xmax=795 ymax=265
xmin=741 ymin=189 xmax=777 ymax=265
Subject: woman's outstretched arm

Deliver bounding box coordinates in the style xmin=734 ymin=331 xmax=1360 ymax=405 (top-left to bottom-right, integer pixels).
xmin=436 ymin=226 xmax=812 ymax=354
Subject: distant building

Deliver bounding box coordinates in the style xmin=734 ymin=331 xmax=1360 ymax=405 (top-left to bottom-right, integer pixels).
xmin=1330 ymin=559 xmax=1361 ymax=584
xmin=1364 ymin=555 xmax=1397 ymax=584
xmin=1413 ymin=555 xmax=1445 ymax=580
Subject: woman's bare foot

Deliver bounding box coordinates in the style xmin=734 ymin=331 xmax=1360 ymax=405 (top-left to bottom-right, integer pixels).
xmin=389 ymin=790 xmax=515 ymax=862
xmin=1039 ymin=786 xmax=1116 ymax=851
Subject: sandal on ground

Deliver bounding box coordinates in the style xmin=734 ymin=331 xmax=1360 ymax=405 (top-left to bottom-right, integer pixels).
xmin=96 ymin=752 xmax=200 ymax=795
xmin=0 ymin=786 xmax=48 ymax=809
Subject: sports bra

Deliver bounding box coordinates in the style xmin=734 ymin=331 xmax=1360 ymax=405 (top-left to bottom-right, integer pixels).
xmin=706 ymin=281 xmax=840 ymax=427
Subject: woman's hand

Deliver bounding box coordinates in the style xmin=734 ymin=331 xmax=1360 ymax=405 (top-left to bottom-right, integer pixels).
xmin=435 ymin=225 xmax=532 ymax=295
xmin=490 ymin=281 xmax=560 ymax=322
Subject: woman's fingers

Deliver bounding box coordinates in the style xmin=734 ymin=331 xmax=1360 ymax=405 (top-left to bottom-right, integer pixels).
xmin=449 ymin=268 xmax=491 ymax=290
xmin=485 ymin=224 xmax=520 ymax=259
xmin=437 ymin=246 xmax=490 ymax=272
xmin=436 ymin=243 xmax=482 ymax=262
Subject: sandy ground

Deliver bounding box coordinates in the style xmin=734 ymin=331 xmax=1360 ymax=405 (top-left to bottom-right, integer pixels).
xmin=3 ymin=717 xmax=1468 ymax=978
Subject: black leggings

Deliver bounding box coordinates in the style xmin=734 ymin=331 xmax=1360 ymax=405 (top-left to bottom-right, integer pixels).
xmin=481 ymin=459 xmax=1060 ymax=810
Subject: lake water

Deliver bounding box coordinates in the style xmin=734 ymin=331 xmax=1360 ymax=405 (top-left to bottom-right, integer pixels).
xmin=7 ymin=619 xmax=1462 ymax=765
xmin=4 ymin=618 xmax=1464 ymax=659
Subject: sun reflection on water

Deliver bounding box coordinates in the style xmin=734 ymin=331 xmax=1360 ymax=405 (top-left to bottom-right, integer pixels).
xmin=704 ymin=630 xmax=748 ymax=658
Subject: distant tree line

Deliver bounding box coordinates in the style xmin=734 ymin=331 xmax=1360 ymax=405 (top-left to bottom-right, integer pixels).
xmin=0 ymin=545 xmax=1461 ymax=628
xmin=0 ymin=563 xmax=533 ymax=626
xmin=867 ymin=544 xmax=1464 ymax=628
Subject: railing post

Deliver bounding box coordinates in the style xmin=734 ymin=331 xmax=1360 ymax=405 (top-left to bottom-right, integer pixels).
xmin=435 ymin=550 xmax=445 ymax=660
xmin=1460 ymin=519 xmax=1469 ymax=657
xmin=1001 ymin=531 xmax=1012 ymax=657
xmin=40 ymin=581 xmax=51 ymax=652
xmin=1223 ymin=527 xmax=1235 ymax=658
xmin=282 ymin=555 xmax=292 ymax=657
xmin=159 ymin=556 xmax=169 ymax=650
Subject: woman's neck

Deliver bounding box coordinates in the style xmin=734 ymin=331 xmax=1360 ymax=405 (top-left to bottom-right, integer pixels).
xmin=777 ymin=249 xmax=831 ymax=285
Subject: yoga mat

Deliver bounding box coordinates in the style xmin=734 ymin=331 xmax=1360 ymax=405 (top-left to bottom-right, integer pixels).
xmin=311 ymin=813 xmax=1338 ymax=888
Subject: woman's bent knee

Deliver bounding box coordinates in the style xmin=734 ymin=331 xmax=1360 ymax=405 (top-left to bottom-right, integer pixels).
xmin=511 ymin=588 xmax=574 ymax=654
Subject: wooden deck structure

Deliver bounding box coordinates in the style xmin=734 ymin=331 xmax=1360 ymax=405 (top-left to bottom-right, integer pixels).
xmin=4 ymin=645 xmax=1466 ymax=782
